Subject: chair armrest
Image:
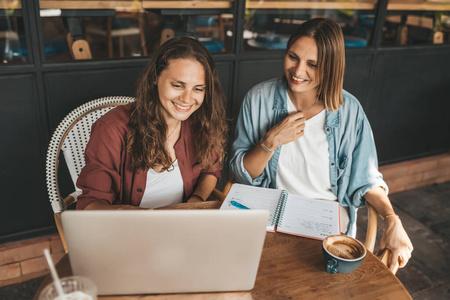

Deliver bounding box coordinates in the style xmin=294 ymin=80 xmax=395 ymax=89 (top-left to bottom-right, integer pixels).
xmin=379 ymin=248 xmax=399 ymax=275
xmin=55 ymin=191 xmax=81 ymax=254
xmin=63 ymin=191 xmax=81 ymax=209
xmin=365 ymin=203 xmax=378 ymax=253
xmin=211 ymin=188 xmax=226 ymax=202
xmin=211 ymin=176 xmax=235 ymax=202
xmin=222 ymin=177 xmax=234 ymax=196
xmin=54 ymin=213 xmax=69 ymax=254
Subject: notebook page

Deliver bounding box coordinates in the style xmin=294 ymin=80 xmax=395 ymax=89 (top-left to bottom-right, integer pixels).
xmin=276 ymin=194 xmax=340 ymax=240
xmin=220 ymin=183 xmax=283 ymax=231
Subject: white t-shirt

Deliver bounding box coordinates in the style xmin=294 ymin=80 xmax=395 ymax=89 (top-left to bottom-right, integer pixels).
xmin=276 ymin=95 xmax=349 ymax=231
xmin=139 ymin=160 xmax=184 ymax=209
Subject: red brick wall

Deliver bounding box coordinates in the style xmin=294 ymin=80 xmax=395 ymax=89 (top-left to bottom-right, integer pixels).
xmin=0 ymin=152 xmax=449 ymax=285
xmin=380 ymin=152 xmax=450 ymax=194
xmin=0 ymin=235 xmax=65 ymax=287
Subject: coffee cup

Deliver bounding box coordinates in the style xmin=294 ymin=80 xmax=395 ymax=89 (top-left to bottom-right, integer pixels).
xmin=322 ymin=235 xmax=366 ymax=274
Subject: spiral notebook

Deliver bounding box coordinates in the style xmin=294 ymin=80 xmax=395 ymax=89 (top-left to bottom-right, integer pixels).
xmin=220 ymin=183 xmax=340 ymax=240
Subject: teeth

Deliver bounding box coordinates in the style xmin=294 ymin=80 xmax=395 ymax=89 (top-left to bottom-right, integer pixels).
xmin=292 ymin=75 xmax=307 ymax=82
xmin=173 ymin=102 xmax=192 ymax=110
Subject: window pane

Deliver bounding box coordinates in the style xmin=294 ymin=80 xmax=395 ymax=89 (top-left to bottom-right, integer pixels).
xmin=381 ymin=0 xmax=450 ymax=46
xmin=39 ymin=0 xmax=234 ymax=61
xmin=1 ymin=0 xmax=28 ymax=64
xmin=144 ymin=0 xmax=234 ymax=53
xmin=243 ymin=0 xmax=378 ymax=51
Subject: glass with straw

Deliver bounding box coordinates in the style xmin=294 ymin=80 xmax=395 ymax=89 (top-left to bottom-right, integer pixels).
xmin=39 ymin=249 xmax=97 ymax=300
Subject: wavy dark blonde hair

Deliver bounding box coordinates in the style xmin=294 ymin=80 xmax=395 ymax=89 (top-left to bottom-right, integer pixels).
xmin=284 ymin=18 xmax=345 ymax=112
xmin=127 ymin=37 xmax=227 ymax=171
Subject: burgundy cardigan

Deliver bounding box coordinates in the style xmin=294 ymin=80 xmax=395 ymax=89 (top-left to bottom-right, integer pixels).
xmin=76 ymin=103 xmax=221 ymax=210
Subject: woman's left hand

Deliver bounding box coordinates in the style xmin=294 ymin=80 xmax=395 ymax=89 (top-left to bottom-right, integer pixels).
xmin=378 ymin=216 xmax=414 ymax=272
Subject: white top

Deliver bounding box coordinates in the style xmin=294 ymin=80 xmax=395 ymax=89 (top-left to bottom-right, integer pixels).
xmin=276 ymin=94 xmax=349 ymax=231
xmin=140 ymin=160 xmax=184 ymax=208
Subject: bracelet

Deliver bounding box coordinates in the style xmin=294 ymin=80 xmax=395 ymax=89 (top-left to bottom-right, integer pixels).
xmin=190 ymin=194 xmax=205 ymax=202
xmin=379 ymin=213 xmax=399 ymax=231
xmin=384 ymin=213 xmax=399 ymax=221
xmin=260 ymin=139 xmax=275 ymax=153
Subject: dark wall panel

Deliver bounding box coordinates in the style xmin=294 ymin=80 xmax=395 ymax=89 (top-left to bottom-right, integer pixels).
xmin=235 ymin=59 xmax=284 ymax=119
xmin=0 ymin=74 xmax=53 ymax=242
xmin=216 ymin=61 xmax=233 ymax=102
xmin=210 ymin=61 xmax=233 ymax=187
xmin=365 ymin=51 xmax=450 ymax=164
xmin=44 ymin=67 xmax=145 ymax=134
xmin=344 ymin=53 xmax=372 ymax=103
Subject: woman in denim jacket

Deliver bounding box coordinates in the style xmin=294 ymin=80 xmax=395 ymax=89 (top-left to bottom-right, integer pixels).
xmin=230 ymin=18 xmax=413 ymax=272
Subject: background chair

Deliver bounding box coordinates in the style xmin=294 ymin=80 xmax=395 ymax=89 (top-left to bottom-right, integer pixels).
xmin=66 ymin=33 xmax=92 ymax=60
xmin=215 ymin=176 xmax=399 ymax=274
xmin=85 ymin=11 xmax=147 ymax=58
xmin=46 ymin=96 xmax=135 ymax=253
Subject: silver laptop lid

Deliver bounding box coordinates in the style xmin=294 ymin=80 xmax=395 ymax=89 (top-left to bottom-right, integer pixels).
xmin=61 ymin=209 xmax=269 ymax=295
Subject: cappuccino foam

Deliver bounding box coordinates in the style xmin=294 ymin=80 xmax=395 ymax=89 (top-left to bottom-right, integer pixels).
xmin=324 ymin=236 xmax=365 ymax=260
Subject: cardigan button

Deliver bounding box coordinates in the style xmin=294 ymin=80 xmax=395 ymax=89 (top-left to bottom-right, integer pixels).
xmin=332 ymin=184 xmax=336 ymax=188
xmin=331 ymin=162 xmax=335 ymax=166
xmin=137 ymin=188 xmax=143 ymax=192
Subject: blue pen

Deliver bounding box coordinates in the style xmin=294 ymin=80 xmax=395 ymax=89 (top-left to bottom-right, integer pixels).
xmin=231 ymin=200 xmax=250 ymax=209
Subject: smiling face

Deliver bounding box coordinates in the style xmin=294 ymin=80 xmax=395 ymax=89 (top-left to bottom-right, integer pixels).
xmin=284 ymin=36 xmax=319 ymax=99
xmin=157 ymin=58 xmax=206 ymax=124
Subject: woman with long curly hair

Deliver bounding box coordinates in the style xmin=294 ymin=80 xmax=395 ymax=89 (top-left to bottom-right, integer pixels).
xmin=76 ymin=37 xmax=227 ymax=210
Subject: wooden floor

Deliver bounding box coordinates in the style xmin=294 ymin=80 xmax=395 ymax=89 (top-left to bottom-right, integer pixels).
xmin=1 ymin=182 xmax=449 ymax=299
xmin=356 ymin=181 xmax=450 ymax=299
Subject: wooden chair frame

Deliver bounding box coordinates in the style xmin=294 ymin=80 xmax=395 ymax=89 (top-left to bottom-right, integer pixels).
xmin=46 ymin=96 xmax=135 ymax=253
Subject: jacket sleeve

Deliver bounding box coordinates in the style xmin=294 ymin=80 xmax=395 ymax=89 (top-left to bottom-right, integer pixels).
xmin=348 ymin=111 xmax=389 ymax=208
xmin=76 ymin=119 xmax=125 ymax=209
xmin=229 ymin=89 xmax=271 ymax=187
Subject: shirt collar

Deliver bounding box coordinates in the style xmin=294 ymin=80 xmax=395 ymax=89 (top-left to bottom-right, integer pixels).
xmin=273 ymin=79 xmax=288 ymax=111
xmin=326 ymin=108 xmax=341 ymax=128
xmin=275 ymin=78 xmax=341 ymax=128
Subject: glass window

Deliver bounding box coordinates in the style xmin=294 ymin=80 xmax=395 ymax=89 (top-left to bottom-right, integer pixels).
xmin=243 ymin=0 xmax=378 ymax=51
xmin=39 ymin=0 xmax=234 ymax=61
xmin=381 ymin=0 xmax=450 ymax=46
xmin=1 ymin=0 xmax=28 ymax=64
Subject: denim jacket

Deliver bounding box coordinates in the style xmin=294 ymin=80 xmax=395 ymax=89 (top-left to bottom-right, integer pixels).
xmin=230 ymin=78 xmax=388 ymax=237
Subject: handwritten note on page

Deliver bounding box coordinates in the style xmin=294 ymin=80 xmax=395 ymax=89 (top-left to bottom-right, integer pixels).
xmin=277 ymin=194 xmax=340 ymax=240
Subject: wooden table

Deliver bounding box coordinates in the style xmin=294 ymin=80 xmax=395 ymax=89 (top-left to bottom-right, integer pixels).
xmin=35 ymin=201 xmax=412 ymax=300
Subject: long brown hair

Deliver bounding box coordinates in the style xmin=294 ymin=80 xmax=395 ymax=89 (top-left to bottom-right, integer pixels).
xmin=127 ymin=37 xmax=227 ymax=171
xmin=285 ymin=18 xmax=345 ymax=111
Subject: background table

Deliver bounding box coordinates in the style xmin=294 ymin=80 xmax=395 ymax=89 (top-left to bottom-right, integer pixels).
xmin=34 ymin=201 xmax=412 ymax=299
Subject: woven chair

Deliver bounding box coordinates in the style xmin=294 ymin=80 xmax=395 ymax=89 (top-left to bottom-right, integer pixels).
xmin=46 ymin=96 xmax=135 ymax=253
xmin=46 ymin=96 xmax=225 ymax=253
xmin=217 ymin=176 xmax=399 ymax=274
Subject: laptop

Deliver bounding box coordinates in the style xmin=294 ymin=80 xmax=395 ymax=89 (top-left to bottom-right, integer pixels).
xmin=61 ymin=209 xmax=269 ymax=295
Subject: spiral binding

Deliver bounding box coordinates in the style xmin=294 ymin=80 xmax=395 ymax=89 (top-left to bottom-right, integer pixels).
xmin=272 ymin=190 xmax=288 ymax=227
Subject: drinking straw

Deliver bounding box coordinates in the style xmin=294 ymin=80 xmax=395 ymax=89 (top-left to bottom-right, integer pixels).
xmin=43 ymin=248 xmax=65 ymax=298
